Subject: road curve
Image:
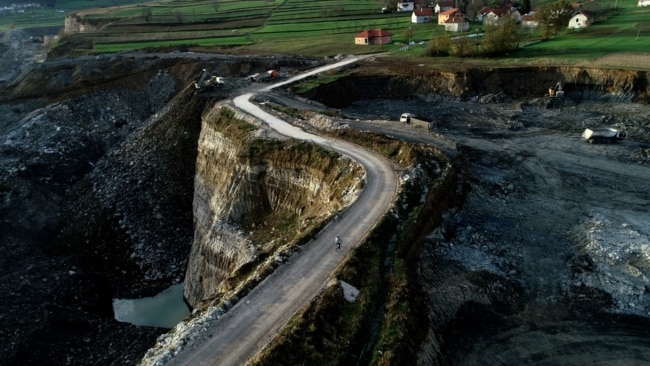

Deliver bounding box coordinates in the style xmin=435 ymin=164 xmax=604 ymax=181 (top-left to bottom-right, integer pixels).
xmin=168 ymin=57 xmax=398 ymax=366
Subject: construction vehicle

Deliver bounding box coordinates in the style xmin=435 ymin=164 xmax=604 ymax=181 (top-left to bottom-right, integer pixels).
xmin=400 ymin=113 xmax=433 ymax=130
xmin=400 ymin=113 xmax=413 ymax=123
xmin=194 ymin=69 xmax=224 ymax=90
xmin=582 ymin=128 xmax=627 ymax=144
xmin=548 ymin=80 xmax=564 ymax=98
xmin=248 ymin=70 xmax=278 ymax=83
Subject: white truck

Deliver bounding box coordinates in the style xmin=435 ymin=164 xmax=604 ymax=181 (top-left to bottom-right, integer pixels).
xmin=400 ymin=113 xmax=433 ymax=130
xmin=582 ymin=128 xmax=627 ymax=144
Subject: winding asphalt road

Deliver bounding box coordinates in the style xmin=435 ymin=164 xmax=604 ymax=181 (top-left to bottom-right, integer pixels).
xmin=168 ymin=57 xmax=398 ymax=365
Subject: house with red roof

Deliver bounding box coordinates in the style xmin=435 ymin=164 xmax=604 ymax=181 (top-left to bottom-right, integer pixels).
xmin=412 ymin=7 xmax=435 ymax=23
xmin=354 ymin=29 xmax=393 ymax=45
xmin=482 ymin=8 xmax=511 ymax=25
xmin=438 ymin=8 xmax=465 ymax=25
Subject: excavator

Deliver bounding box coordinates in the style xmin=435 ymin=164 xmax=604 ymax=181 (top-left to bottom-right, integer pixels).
xmin=194 ymin=69 xmax=224 ymax=91
xmin=548 ymin=79 xmax=564 ymax=98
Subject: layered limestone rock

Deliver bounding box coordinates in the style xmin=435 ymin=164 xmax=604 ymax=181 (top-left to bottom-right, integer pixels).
xmin=299 ymin=59 xmax=650 ymax=107
xmin=184 ymin=105 xmax=363 ymax=306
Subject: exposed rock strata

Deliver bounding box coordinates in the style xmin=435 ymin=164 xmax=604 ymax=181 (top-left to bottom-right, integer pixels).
xmin=184 ymin=105 xmax=364 ymax=306
xmin=300 ymin=59 xmax=650 ymax=108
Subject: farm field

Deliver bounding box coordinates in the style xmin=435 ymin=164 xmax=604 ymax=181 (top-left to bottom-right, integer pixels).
xmin=512 ymin=1 xmax=650 ymax=67
xmin=1 ymin=0 xmax=648 ymax=63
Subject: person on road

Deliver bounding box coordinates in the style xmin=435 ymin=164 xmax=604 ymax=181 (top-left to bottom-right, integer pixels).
xmin=335 ymin=235 xmax=342 ymax=251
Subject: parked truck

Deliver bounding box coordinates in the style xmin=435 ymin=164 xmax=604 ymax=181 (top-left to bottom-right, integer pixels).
xmin=582 ymin=128 xmax=627 ymax=144
xmin=248 ymin=70 xmax=278 ymax=83
xmin=400 ymin=113 xmax=433 ymax=130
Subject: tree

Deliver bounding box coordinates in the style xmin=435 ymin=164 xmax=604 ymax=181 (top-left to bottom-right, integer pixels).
xmin=520 ymin=0 xmax=532 ymax=15
xmin=535 ymin=0 xmax=573 ymax=38
xmin=481 ymin=18 xmax=521 ymax=56
xmin=211 ymin=0 xmax=218 ymax=12
xmin=451 ymin=36 xmax=474 ymax=57
xmin=466 ymin=0 xmax=484 ymax=22
xmin=425 ymin=32 xmax=451 ymax=56
xmin=404 ymin=27 xmax=413 ymax=45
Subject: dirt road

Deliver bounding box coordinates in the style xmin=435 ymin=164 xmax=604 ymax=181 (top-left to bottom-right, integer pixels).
xmin=167 ymin=59 xmax=398 ymax=366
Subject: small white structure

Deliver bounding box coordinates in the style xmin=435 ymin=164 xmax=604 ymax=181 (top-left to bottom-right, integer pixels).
xmin=521 ymin=13 xmax=539 ymax=29
xmin=568 ymin=11 xmax=593 ymax=29
xmin=412 ymin=8 xmax=434 ymax=23
xmin=397 ymin=0 xmax=415 ymax=12
xmin=434 ymin=0 xmax=455 ymax=13
xmin=639 ymin=0 xmax=650 ymax=6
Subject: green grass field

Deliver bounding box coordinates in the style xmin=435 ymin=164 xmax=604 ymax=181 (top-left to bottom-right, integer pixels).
xmin=1 ymin=0 xmax=648 ymax=63
xmin=513 ymin=3 xmax=650 ymax=63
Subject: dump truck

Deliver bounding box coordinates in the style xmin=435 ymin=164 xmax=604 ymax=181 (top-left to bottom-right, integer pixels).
xmin=194 ymin=69 xmax=224 ymax=90
xmin=249 ymin=70 xmax=278 ymax=83
xmin=582 ymin=128 xmax=627 ymax=144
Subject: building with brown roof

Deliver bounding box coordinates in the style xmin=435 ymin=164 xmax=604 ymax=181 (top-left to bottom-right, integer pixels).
xmin=354 ymin=29 xmax=393 ymax=45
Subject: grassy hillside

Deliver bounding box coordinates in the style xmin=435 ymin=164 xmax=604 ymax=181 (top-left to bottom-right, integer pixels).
xmin=3 ymin=0 xmax=647 ymax=65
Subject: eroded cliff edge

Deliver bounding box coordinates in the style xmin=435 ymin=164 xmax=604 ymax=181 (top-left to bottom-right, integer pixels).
xmin=184 ymin=105 xmax=365 ymax=307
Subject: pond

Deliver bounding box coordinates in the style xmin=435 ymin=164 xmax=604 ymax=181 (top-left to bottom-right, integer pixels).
xmin=112 ymin=283 xmax=190 ymax=329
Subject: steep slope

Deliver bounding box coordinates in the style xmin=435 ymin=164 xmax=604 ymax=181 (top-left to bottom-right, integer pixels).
xmin=184 ymin=106 xmax=364 ymax=307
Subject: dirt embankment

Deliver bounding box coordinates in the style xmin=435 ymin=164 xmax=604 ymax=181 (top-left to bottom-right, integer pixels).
xmin=298 ymin=57 xmax=650 ymax=108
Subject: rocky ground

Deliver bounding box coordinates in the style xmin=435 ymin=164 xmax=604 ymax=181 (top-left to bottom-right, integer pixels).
xmin=2 ymin=27 xmax=650 ymax=365
xmin=335 ymin=88 xmax=650 ymax=364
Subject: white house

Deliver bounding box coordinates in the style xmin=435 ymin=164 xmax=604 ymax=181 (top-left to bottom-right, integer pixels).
xmin=412 ymin=8 xmax=435 ymax=23
xmin=568 ymin=10 xmax=593 ymax=29
xmin=434 ymin=0 xmax=455 ymax=13
xmin=482 ymin=8 xmax=510 ymax=25
xmin=398 ymin=0 xmax=415 ymax=12
xmin=639 ymin=0 xmax=650 ymax=6
xmin=521 ymin=13 xmax=538 ymax=29
xmin=444 ymin=17 xmax=470 ymax=32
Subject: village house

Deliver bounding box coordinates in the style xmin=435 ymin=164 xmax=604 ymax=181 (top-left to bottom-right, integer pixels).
xmin=521 ymin=13 xmax=539 ymax=29
xmin=397 ymin=0 xmax=415 ymax=12
xmin=354 ymin=29 xmax=393 ymax=45
xmin=412 ymin=7 xmax=435 ymax=23
xmin=568 ymin=10 xmax=593 ymax=29
xmin=438 ymin=8 xmax=465 ymax=25
xmin=434 ymin=0 xmax=455 ymax=13
xmin=444 ymin=16 xmax=470 ymax=32
xmin=482 ymin=8 xmax=510 ymax=25
xmin=638 ymin=0 xmax=650 ymax=6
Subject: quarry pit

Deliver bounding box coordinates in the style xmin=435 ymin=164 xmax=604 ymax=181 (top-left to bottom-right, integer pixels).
xmin=2 ymin=29 xmax=650 ymax=365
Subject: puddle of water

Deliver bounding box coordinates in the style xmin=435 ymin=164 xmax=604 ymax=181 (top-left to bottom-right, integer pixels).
xmin=112 ymin=283 xmax=190 ymax=328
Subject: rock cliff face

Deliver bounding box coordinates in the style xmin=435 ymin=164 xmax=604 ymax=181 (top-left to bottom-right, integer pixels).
xmin=300 ymin=59 xmax=650 ymax=107
xmin=184 ymin=106 xmax=363 ymax=307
